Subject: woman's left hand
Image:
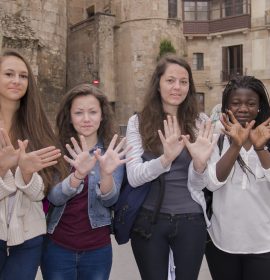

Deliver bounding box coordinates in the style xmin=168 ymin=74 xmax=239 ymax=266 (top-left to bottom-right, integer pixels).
xmin=94 ymin=134 xmax=131 ymax=175
xmin=18 ymin=140 xmax=61 ymax=183
xmin=182 ymin=120 xmax=217 ymax=173
xmin=249 ymin=117 xmax=270 ymax=149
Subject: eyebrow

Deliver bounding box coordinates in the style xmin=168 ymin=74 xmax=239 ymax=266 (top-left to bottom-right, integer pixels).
xmin=4 ymin=68 xmax=28 ymax=74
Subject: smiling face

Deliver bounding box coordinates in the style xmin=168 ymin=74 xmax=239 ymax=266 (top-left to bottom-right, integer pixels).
xmin=0 ymin=55 xmax=28 ymax=103
xmin=70 ymin=94 xmax=102 ymax=142
xmin=228 ymin=88 xmax=260 ymax=126
xmin=159 ymin=63 xmax=189 ymax=115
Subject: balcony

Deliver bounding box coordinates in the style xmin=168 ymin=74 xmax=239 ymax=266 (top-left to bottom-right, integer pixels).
xmin=183 ymin=0 xmax=251 ymax=34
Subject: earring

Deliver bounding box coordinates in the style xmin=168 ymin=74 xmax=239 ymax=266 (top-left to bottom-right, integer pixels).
xmin=258 ymin=109 xmax=260 ymax=112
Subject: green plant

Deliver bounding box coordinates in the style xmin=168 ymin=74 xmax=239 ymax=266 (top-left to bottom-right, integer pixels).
xmin=159 ymin=39 xmax=176 ymax=58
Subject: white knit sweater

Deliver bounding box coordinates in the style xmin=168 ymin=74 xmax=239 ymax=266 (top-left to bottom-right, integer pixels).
xmin=0 ymin=168 xmax=46 ymax=246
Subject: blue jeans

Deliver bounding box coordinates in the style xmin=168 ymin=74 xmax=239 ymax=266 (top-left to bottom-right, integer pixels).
xmin=41 ymin=237 xmax=112 ymax=280
xmin=0 ymin=235 xmax=43 ymax=280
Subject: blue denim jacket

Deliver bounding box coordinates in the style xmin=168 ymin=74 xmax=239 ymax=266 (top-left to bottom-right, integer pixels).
xmin=47 ymin=142 xmax=124 ymax=233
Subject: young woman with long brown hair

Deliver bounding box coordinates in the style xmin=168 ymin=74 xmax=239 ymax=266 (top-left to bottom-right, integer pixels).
xmin=41 ymin=84 xmax=130 ymax=280
xmin=126 ymin=53 xmax=216 ymax=279
xmin=0 ymin=49 xmax=66 ymax=280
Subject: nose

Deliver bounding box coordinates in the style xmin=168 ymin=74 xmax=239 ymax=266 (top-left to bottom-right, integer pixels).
xmin=11 ymin=74 xmax=20 ymax=84
xmin=173 ymin=80 xmax=181 ymax=89
xmin=83 ymin=113 xmax=90 ymax=121
xmin=238 ymin=104 xmax=249 ymax=112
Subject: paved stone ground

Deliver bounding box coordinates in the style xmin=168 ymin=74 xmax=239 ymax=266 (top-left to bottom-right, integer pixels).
xmin=36 ymin=237 xmax=211 ymax=280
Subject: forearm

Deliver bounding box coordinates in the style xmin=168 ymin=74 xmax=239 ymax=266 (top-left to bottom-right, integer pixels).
xmin=99 ymin=171 xmax=114 ymax=194
xmin=255 ymin=149 xmax=270 ymax=169
xmin=216 ymin=143 xmax=241 ymax=181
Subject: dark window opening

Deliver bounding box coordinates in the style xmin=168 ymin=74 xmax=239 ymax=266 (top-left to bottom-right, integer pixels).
xmin=224 ymin=0 xmax=244 ymax=17
xmin=168 ymin=0 xmax=178 ymax=18
xmin=193 ymin=53 xmax=204 ymax=70
xmin=87 ymin=5 xmax=95 ymax=18
xmin=184 ymin=0 xmax=209 ymax=21
xmin=222 ymin=44 xmax=243 ymax=81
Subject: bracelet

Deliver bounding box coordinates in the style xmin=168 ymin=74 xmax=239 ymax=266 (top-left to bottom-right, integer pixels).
xmin=73 ymin=171 xmax=84 ymax=181
xmin=254 ymin=146 xmax=268 ymax=151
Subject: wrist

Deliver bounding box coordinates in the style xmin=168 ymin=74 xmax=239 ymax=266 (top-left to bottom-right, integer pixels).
xmin=254 ymin=146 xmax=268 ymax=152
xmin=73 ymin=170 xmax=85 ymax=180
xmin=160 ymin=155 xmax=172 ymax=168
xmin=193 ymin=161 xmax=206 ymax=174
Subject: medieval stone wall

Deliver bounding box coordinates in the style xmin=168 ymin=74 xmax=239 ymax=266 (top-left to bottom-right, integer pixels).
xmin=0 ymin=0 xmax=67 ymax=122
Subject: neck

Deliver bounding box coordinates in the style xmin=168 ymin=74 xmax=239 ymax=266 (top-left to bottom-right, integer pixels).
xmin=0 ymin=99 xmax=19 ymax=132
xmin=84 ymin=134 xmax=99 ymax=150
xmin=162 ymin=104 xmax=178 ymax=116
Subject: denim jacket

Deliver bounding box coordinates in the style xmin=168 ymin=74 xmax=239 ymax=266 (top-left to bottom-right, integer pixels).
xmin=47 ymin=142 xmax=124 ymax=234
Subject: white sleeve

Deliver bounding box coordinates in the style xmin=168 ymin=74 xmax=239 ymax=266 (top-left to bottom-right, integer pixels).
xmin=126 ymin=115 xmax=170 ymax=187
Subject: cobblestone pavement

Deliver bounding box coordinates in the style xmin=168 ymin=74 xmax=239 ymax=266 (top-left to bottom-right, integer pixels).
xmin=36 ymin=237 xmax=211 ymax=280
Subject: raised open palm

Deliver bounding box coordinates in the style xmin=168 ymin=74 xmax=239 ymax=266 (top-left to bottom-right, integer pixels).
xmin=158 ymin=115 xmax=185 ymax=165
xmin=64 ymin=136 xmax=97 ymax=178
xmin=220 ymin=110 xmax=255 ymax=147
xmin=94 ymin=134 xmax=131 ymax=175
xmin=18 ymin=140 xmax=61 ymax=181
xmin=0 ymin=128 xmax=19 ymax=175
xmin=182 ymin=120 xmax=217 ymax=172
xmin=249 ymin=117 xmax=270 ymax=149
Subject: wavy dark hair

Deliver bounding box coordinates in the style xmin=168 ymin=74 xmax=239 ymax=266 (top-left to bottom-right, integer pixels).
xmin=0 ymin=49 xmax=67 ymax=194
xmin=221 ymin=75 xmax=270 ymax=177
xmin=56 ymin=83 xmax=118 ymax=156
xmin=139 ymin=53 xmax=199 ymax=155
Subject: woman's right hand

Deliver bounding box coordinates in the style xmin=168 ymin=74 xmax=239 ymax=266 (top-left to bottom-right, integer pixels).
xmin=64 ymin=136 xmax=97 ymax=179
xmin=0 ymin=128 xmax=19 ymax=177
xmin=220 ymin=110 xmax=255 ymax=147
xmin=158 ymin=115 xmax=185 ymax=168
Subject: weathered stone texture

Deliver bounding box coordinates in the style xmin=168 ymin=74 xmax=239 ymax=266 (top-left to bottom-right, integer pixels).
xmin=0 ymin=0 xmax=67 ymax=122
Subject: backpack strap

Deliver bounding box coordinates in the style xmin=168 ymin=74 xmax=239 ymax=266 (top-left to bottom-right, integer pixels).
xmin=150 ymin=173 xmax=165 ymax=224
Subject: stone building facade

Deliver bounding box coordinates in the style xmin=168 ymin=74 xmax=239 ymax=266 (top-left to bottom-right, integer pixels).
xmin=1 ymin=0 xmax=270 ymax=125
xmin=0 ymin=0 xmax=67 ymax=122
xmin=66 ymin=0 xmax=270 ymax=125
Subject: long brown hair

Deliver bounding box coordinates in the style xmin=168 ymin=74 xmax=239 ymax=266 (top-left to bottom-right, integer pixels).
xmin=0 ymin=49 xmax=68 ymax=193
xmin=56 ymin=83 xmax=118 ymax=155
xmin=139 ymin=53 xmax=199 ymax=155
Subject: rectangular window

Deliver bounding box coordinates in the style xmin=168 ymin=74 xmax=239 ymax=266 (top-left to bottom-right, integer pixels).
xmin=192 ymin=53 xmax=204 ymax=70
xmin=184 ymin=0 xmax=209 ymax=21
xmin=222 ymin=44 xmax=243 ymax=81
xmin=224 ymin=0 xmax=243 ymax=17
xmin=168 ymin=0 xmax=178 ymax=18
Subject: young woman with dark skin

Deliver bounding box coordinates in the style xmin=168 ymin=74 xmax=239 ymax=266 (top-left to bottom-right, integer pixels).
xmin=190 ymin=76 xmax=270 ymax=280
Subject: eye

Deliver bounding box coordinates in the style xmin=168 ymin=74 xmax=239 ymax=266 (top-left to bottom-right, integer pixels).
xmin=74 ymin=111 xmax=82 ymax=115
xmin=166 ymin=78 xmax=174 ymax=84
xmin=20 ymin=74 xmax=28 ymax=80
xmin=5 ymin=72 xmax=13 ymax=77
xmin=180 ymin=80 xmax=189 ymax=86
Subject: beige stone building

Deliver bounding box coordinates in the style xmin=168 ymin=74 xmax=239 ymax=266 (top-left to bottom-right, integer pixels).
xmin=1 ymin=0 xmax=270 ymax=126
xmin=0 ymin=0 xmax=67 ymax=122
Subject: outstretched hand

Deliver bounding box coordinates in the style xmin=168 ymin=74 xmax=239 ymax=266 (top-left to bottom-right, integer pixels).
xmin=250 ymin=117 xmax=270 ymax=149
xmin=64 ymin=136 xmax=97 ymax=179
xmin=182 ymin=120 xmax=217 ymax=173
xmin=220 ymin=110 xmax=255 ymax=147
xmin=18 ymin=140 xmax=61 ymax=183
xmin=158 ymin=115 xmax=185 ymax=167
xmin=0 ymin=128 xmax=19 ymax=176
xmin=94 ymin=134 xmax=131 ymax=175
